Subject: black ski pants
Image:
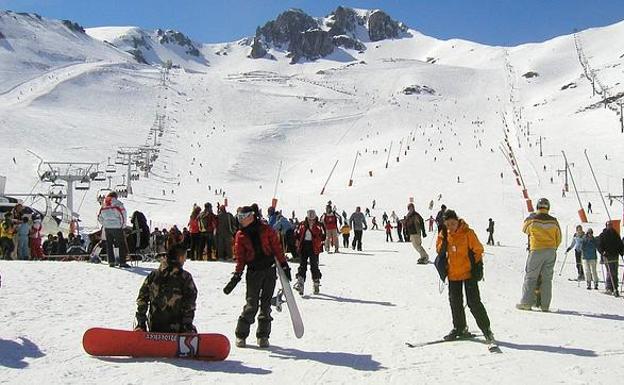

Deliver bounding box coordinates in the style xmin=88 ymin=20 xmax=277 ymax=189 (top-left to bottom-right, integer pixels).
xmin=386 ymin=232 xmax=393 ymax=242
xmin=448 ymin=280 xmax=491 ymax=333
xmin=574 ymin=250 xmax=584 ymax=278
xmin=604 ymin=260 xmax=619 ymax=292
xmin=487 ymin=232 xmax=494 ymax=245
xmin=297 ymin=240 xmax=321 ymax=281
xmin=352 ymin=230 xmax=363 ymax=250
xmin=198 ymin=232 xmax=215 ymax=259
xmin=104 ymin=228 xmax=127 ymax=265
xmin=342 ymin=234 xmax=350 ymax=248
xmin=189 ymin=233 xmax=201 ymax=260
xmin=235 ymin=267 xmax=276 ymax=339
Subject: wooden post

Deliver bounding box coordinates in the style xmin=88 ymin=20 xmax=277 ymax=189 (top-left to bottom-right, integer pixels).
xmin=320 ymin=160 xmax=338 ymax=195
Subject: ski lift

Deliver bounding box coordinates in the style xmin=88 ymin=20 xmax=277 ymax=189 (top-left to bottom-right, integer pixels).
xmin=93 ymin=170 xmax=106 ymax=182
xmin=51 ymin=181 xmax=64 ymax=188
xmin=75 ymin=180 xmax=90 ymax=191
xmin=114 ymin=155 xmax=124 ymax=165
xmin=105 ymin=157 xmax=116 ymax=173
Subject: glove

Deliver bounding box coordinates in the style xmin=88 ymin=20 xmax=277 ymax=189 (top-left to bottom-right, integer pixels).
xmin=134 ymin=320 xmax=146 ymax=332
xmin=280 ymin=262 xmax=292 ymax=281
xmin=422 ymin=232 xmax=427 ymax=238
xmin=223 ymin=272 xmax=242 ymax=294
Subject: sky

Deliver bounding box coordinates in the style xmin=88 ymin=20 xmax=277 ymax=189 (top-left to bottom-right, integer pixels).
xmin=1 ymin=0 xmax=624 ymax=46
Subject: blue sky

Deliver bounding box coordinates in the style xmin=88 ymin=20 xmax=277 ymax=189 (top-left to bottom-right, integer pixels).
xmin=1 ymin=0 xmax=623 ymax=46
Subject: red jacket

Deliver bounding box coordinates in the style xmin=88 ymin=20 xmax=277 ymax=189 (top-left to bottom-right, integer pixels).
xmin=188 ymin=217 xmax=200 ymax=234
xmin=323 ymin=213 xmax=339 ymax=231
xmin=234 ymin=223 xmax=286 ymax=273
xmin=296 ymin=220 xmax=324 ymax=255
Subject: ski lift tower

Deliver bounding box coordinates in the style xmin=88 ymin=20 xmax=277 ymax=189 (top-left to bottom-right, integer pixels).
xmin=116 ymin=147 xmax=143 ymax=195
xmin=37 ymin=161 xmax=99 ymax=219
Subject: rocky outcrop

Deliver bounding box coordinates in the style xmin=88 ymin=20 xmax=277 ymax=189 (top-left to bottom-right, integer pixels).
xmin=156 ymin=29 xmax=200 ymax=57
xmin=250 ymin=7 xmax=408 ymax=63
xmin=288 ymin=29 xmax=334 ymax=63
xmin=61 ymin=19 xmax=85 ymax=34
xmin=250 ymin=36 xmax=267 ymax=58
xmin=368 ymin=10 xmax=405 ymax=41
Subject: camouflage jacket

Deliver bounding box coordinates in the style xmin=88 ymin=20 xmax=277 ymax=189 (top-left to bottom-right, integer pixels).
xmin=136 ymin=260 xmax=198 ymax=333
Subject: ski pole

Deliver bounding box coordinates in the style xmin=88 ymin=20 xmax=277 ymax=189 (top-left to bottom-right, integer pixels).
xmin=558 ymin=251 xmax=569 ymax=276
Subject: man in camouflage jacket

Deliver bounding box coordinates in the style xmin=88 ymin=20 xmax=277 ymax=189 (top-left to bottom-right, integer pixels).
xmin=135 ymin=244 xmax=198 ymax=333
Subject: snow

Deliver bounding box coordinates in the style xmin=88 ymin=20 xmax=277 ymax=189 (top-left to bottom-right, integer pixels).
xmin=1 ymin=8 xmax=624 ymax=384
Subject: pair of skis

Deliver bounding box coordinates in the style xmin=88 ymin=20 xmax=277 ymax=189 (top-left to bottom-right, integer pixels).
xmin=406 ymin=333 xmax=501 ymax=353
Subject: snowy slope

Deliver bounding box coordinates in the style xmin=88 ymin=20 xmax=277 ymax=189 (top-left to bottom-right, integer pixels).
xmin=1 ymin=7 xmax=624 ymax=384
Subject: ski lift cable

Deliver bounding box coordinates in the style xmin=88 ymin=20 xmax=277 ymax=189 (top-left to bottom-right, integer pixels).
xmin=77 ymin=188 xmax=88 ymax=213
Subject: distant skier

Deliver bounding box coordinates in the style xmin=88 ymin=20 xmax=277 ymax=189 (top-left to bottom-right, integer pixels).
xmin=427 ymin=215 xmax=435 ymax=232
xmin=565 ymin=225 xmax=585 ymax=280
xmin=223 ymin=206 xmax=291 ymax=348
xmin=486 ymin=218 xmax=495 ymax=246
xmin=436 ymin=209 xmax=495 ymax=344
xmin=405 ymin=203 xmax=428 ymax=264
xmin=587 ymin=202 xmax=592 ymax=214
xmin=365 ymin=208 xmax=371 ymax=217
xmin=435 ymin=204 xmax=447 ymax=233
xmin=390 ymin=211 xmax=399 ymax=223
xmin=517 ymin=198 xmax=561 ymax=311
xmin=349 ymin=207 xmax=368 ymax=251
xmin=371 ymin=217 xmax=379 ymax=230
xmin=597 ymin=221 xmax=623 ymax=297
xmin=198 ymin=203 xmax=217 ymax=260
xmin=396 ymin=219 xmax=404 ymax=242
xmin=135 ymin=243 xmax=198 ymax=333
xmin=385 ymin=222 xmax=393 ymax=242
xmin=382 ymin=212 xmax=388 ymax=226
xmin=293 ymin=210 xmax=324 ymax=296
xmin=372 ymin=200 xmax=376 ymax=209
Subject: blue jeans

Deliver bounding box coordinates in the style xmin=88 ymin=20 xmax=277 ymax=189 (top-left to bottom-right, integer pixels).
xmin=18 ymin=237 xmax=30 ymax=260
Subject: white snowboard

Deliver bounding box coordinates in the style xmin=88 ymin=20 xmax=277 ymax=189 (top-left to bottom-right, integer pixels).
xmin=275 ymin=259 xmax=304 ymax=338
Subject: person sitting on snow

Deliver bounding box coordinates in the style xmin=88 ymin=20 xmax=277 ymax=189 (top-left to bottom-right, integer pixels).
xmin=134 ymin=243 xmax=198 ymax=333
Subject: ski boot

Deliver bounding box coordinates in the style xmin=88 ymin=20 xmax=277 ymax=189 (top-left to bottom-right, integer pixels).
xmin=313 ymin=279 xmax=320 ymax=295
xmin=235 ymin=338 xmax=246 ymax=348
xmin=257 ymin=338 xmax=270 ymax=348
xmin=484 ymin=330 xmax=496 ymax=344
xmin=443 ymin=327 xmax=473 ymax=341
xmin=293 ymin=276 xmax=304 ymax=296
xmin=515 ymin=303 xmax=532 ymax=311
xmin=416 ymin=255 xmax=429 ymax=264
xmin=271 ymin=289 xmax=286 ymax=312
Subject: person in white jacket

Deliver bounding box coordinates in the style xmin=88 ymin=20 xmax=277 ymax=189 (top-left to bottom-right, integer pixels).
xmin=97 ymin=192 xmax=129 ymax=268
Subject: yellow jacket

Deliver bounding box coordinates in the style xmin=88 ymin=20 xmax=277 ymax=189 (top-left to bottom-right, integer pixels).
xmin=0 ymin=221 xmax=15 ymax=240
xmin=340 ymin=225 xmax=351 ymax=235
xmin=522 ymin=209 xmax=561 ymax=250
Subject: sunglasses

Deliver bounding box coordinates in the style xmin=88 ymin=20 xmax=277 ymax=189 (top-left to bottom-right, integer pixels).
xmin=237 ymin=211 xmax=254 ymax=221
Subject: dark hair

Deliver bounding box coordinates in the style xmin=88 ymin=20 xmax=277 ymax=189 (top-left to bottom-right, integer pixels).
xmin=108 ymin=191 xmax=118 ymax=198
xmin=442 ymin=209 xmax=458 ymax=221
xmin=167 ymin=243 xmax=187 ymax=262
xmin=441 ymin=204 xmax=447 ymax=210
xmin=22 ymin=216 xmax=29 ymax=223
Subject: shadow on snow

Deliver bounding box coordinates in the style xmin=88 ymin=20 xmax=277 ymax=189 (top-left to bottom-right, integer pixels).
xmin=95 ymin=356 xmax=271 ymax=374
xmin=497 ymin=340 xmax=597 ymax=357
xmin=553 ymin=309 xmax=624 ymax=322
xmin=0 ymin=337 xmax=45 ymax=368
xmin=309 ymin=293 xmax=396 ymax=307
xmin=266 ymin=345 xmax=385 ymax=371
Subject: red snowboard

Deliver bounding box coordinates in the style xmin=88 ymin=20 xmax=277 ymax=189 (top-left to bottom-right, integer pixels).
xmin=83 ymin=328 xmax=230 ymax=361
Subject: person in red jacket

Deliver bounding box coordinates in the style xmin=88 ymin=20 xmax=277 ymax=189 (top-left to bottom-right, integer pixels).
xmin=321 ymin=205 xmax=339 ymax=253
xmin=187 ymin=206 xmax=201 ymax=260
xmin=222 ymin=205 xmax=290 ymax=349
xmin=294 ymin=209 xmax=325 ymax=296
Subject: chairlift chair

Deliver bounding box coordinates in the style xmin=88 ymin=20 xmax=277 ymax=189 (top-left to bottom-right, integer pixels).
xmin=93 ymin=170 xmax=106 ymax=182
xmin=114 ymin=155 xmax=124 ymax=165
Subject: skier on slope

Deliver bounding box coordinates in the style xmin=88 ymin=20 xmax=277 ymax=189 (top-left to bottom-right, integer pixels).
xmin=565 ymin=225 xmax=585 ymax=281
xmin=435 ymin=204 xmax=447 ymax=233
xmin=581 ymin=228 xmax=599 ymax=290
xmin=349 ymin=207 xmax=368 ymax=251
xmin=486 ymin=218 xmax=495 ymax=246
xmin=294 ymin=209 xmax=325 ymax=295
xmin=223 ymin=205 xmax=291 ymax=348
xmin=597 ymin=221 xmax=623 ymax=297
xmin=135 ymin=243 xmax=198 ymax=333
xmin=517 ymin=198 xmax=561 ymax=311
xmin=405 ymin=203 xmax=428 ymax=264
xmin=436 ymin=209 xmax=495 ymax=344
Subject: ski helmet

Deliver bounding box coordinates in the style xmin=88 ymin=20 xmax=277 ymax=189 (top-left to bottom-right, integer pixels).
xmin=536 ymin=198 xmax=550 ymax=210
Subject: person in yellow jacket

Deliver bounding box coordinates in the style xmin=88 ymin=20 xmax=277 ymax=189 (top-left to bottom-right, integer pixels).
xmin=436 ymin=209 xmax=494 ymax=343
xmin=0 ymin=213 xmax=16 ymax=260
xmin=339 ymin=223 xmax=351 ymax=249
xmin=517 ymin=198 xmax=561 ymax=312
